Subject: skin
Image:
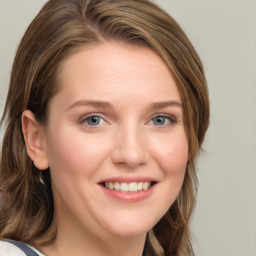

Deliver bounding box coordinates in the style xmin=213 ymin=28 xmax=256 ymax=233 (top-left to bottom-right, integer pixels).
xmin=22 ymin=42 xmax=188 ymax=256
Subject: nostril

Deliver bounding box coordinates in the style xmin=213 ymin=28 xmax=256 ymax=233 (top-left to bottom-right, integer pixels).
xmin=111 ymin=134 xmax=148 ymax=168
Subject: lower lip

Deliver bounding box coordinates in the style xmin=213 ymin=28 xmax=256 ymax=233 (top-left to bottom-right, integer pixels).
xmin=99 ymin=184 xmax=156 ymax=202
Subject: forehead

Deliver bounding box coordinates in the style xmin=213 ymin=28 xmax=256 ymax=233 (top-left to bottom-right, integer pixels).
xmin=54 ymin=42 xmax=181 ymax=107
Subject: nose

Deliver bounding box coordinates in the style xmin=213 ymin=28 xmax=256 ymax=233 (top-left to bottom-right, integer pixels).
xmin=111 ymin=126 xmax=148 ymax=168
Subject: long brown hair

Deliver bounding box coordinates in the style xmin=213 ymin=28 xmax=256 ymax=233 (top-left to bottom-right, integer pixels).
xmin=0 ymin=0 xmax=210 ymax=255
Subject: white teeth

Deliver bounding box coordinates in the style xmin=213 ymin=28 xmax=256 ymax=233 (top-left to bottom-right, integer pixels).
xmin=120 ymin=182 xmax=129 ymax=192
xmin=129 ymin=182 xmax=138 ymax=192
xmin=143 ymin=181 xmax=150 ymax=191
xmin=109 ymin=182 xmax=114 ymax=190
xmin=137 ymin=182 xmax=143 ymax=191
xmin=114 ymin=182 xmax=120 ymax=190
xmin=104 ymin=181 xmax=152 ymax=192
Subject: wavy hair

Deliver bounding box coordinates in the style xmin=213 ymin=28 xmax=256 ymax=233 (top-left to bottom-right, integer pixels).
xmin=0 ymin=0 xmax=210 ymax=255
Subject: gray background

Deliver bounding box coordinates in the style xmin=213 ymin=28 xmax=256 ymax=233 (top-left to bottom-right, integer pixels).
xmin=0 ymin=0 xmax=256 ymax=255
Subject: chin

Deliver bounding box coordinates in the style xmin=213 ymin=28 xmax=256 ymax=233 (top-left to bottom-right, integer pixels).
xmin=108 ymin=226 xmax=149 ymax=238
xmin=101 ymin=215 xmax=158 ymax=238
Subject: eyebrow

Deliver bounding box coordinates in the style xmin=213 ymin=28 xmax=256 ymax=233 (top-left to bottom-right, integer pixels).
xmin=66 ymin=99 xmax=182 ymax=112
xmin=66 ymin=100 xmax=112 ymax=111
xmin=148 ymin=101 xmax=183 ymax=110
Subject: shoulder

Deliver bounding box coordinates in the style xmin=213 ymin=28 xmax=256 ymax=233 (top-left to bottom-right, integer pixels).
xmin=0 ymin=240 xmax=26 ymax=256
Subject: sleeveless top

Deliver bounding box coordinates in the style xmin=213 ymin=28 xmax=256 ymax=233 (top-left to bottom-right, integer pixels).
xmin=0 ymin=240 xmax=45 ymax=256
xmin=0 ymin=238 xmax=150 ymax=255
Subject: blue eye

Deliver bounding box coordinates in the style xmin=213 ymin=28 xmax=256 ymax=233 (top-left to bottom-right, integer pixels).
xmin=83 ymin=115 xmax=105 ymax=126
xmin=152 ymin=116 xmax=166 ymax=125
xmin=150 ymin=115 xmax=176 ymax=126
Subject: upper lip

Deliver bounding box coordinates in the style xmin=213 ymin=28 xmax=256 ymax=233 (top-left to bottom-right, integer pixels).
xmin=98 ymin=176 xmax=158 ymax=184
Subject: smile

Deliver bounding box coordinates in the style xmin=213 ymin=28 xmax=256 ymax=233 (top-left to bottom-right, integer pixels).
xmin=103 ymin=181 xmax=153 ymax=192
xmin=99 ymin=179 xmax=157 ymax=202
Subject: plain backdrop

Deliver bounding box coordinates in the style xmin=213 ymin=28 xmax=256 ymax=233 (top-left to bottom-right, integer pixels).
xmin=0 ymin=1 xmax=256 ymax=255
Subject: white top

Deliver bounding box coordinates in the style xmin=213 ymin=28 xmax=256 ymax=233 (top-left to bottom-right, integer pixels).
xmin=0 ymin=240 xmax=45 ymax=256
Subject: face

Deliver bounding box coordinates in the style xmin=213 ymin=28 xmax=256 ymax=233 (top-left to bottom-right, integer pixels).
xmin=41 ymin=42 xmax=188 ymax=239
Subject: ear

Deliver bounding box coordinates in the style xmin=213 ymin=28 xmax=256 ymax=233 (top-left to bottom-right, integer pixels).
xmin=22 ymin=110 xmax=49 ymax=170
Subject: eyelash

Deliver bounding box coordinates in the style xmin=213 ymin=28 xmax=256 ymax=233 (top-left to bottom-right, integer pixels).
xmin=148 ymin=114 xmax=177 ymax=127
xmin=79 ymin=113 xmax=177 ymax=127
xmin=79 ymin=114 xmax=108 ymax=127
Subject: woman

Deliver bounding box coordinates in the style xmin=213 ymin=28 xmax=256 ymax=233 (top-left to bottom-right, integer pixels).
xmin=0 ymin=0 xmax=210 ymax=255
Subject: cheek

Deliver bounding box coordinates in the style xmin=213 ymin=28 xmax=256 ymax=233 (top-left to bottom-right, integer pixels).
xmin=45 ymin=130 xmax=111 ymax=214
xmin=148 ymin=132 xmax=188 ymax=218
xmin=153 ymin=133 xmax=189 ymax=176
xmin=45 ymin=129 xmax=109 ymax=179
xmin=152 ymin=132 xmax=188 ymax=201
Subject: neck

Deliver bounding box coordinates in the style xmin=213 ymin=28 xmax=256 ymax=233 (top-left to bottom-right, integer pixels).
xmin=38 ymin=231 xmax=147 ymax=256
xmin=36 ymin=217 xmax=147 ymax=256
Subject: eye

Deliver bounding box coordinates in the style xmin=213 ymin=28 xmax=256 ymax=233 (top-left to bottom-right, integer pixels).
xmin=80 ymin=115 xmax=106 ymax=126
xmin=149 ymin=115 xmax=176 ymax=126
